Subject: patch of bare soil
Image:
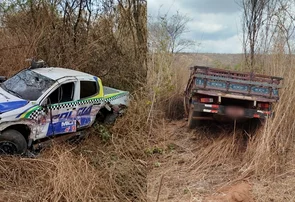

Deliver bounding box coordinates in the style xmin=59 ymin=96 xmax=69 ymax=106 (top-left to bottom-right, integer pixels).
xmin=147 ymin=120 xmax=251 ymax=202
xmin=205 ymin=181 xmax=254 ymax=202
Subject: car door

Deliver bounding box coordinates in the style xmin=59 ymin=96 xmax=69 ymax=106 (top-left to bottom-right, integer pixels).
xmin=44 ymin=80 xmax=78 ymax=136
xmin=76 ymin=79 xmax=103 ymax=129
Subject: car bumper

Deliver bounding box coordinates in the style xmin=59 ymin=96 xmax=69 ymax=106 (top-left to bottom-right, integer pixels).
xmin=192 ymin=102 xmax=272 ymax=119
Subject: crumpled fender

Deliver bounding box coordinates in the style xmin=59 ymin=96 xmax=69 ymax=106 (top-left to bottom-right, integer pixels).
xmin=0 ymin=119 xmax=37 ymax=138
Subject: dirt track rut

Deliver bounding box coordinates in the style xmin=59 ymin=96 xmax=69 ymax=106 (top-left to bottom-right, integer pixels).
xmin=147 ymin=120 xmax=253 ymax=202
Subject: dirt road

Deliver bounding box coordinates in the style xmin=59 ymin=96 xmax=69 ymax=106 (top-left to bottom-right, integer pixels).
xmin=147 ymin=120 xmax=254 ymax=202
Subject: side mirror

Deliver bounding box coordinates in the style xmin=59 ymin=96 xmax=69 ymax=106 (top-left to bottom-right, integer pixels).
xmin=41 ymin=98 xmax=50 ymax=113
xmin=0 ymin=76 xmax=6 ymax=83
xmin=41 ymin=98 xmax=48 ymax=107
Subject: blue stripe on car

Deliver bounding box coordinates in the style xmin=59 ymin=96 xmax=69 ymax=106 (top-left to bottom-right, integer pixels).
xmin=0 ymin=100 xmax=28 ymax=114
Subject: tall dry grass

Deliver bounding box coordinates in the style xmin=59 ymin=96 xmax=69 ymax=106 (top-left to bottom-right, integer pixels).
xmin=147 ymin=52 xmax=194 ymax=120
xmin=163 ymin=50 xmax=295 ymax=178
xmin=242 ymin=54 xmax=295 ymax=176
xmin=0 ymin=93 xmax=151 ymax=201
xmin=0 ymin=0 xmax=147 ymax=91
xmin=147 ymin=47 xmax=295 ymax=200
xmin=147 ymin=120 xmax=248 ymax=201
xmin=0 ymin=146 xmax=108 ymax=201
xmin=0 ymin=1 xmax=150 ymax=202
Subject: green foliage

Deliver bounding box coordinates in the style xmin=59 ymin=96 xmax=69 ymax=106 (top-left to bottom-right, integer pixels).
xmin=145 ymin=147 xmax=164 ymax=155
xmin=154 ymin=162 xmax=161 ymax=167
xmin=167 ymin=143 xmax=175 ymax=151
xmin=213 ymin=60 xmax=223 ymax=68
xmin=145 ymin=144 xmax=176 ymax=156
xmin=98 ymin=125 xmax=111 ymax=143
xmin=234 ymin=63 xmax=242 ymax=71
xmin=183 ymin=188 xmax=189 ymax=194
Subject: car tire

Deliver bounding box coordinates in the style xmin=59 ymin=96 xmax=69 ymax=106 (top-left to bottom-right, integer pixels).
xmin=104 ymin=113 xmax=119 ymax=125
xmin=0 ymin=129 xmax=27 ymax=155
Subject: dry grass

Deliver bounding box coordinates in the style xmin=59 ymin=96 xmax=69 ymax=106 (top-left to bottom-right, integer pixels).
xmin=242 ymin=55 xmax=295 ymax=175
xmin=147 ymin=121 xmax=247 ymax=201
xmin=0 ymin=93 xmax=150 ymax=202
xmin=0 ymin=1 xmax=149 ymax=201
xmin=252 ymin=176 xmax=295 ymax=201
xmin=0 ymin=145 xmax=108 ymax=202
xmin=147 ymin=51 xmax=295 ymax=201
xmin=1 ymin=49 xmax=295 ymax=201
xmin=170 ymin=51 xmax=295 ymax=180
xmin=0 ymin=1 xmax=147 ymax=91
xmin=1 ymin=3 xmax=295 ymax=200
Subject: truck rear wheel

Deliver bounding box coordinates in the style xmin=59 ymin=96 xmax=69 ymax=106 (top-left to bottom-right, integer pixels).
xmin=188 ymin=104 xmax=199 ymax=129
xmin=184 ymin=97 xmax=189 ymax=116
xmin=0 ymin=129 xmax=27 ymax=155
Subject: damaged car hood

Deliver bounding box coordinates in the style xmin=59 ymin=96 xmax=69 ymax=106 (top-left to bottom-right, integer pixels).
xmin=0 ymin=87 xmax=28 ymax=113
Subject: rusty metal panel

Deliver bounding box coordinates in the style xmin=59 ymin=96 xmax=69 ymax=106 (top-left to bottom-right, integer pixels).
xmin=185 ymin=66 xmax=283 ymax=102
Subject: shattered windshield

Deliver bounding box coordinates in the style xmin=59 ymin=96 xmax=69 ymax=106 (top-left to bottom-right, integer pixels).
xmin=1 ymin=69 xmax=55 ymax=101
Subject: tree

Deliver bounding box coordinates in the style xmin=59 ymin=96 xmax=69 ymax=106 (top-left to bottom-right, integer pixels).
xmin=241 ymin=0 xmax=267 ymax=69
xmin=273 ymin=0 xmax=295 ymax=55
xmin=0 ymin=0 xmax=147 ymax=91
xmin=149 ymin=11 xmax=196 ymax=53
xmin=241 ymin=0 xmax=295 ymax=69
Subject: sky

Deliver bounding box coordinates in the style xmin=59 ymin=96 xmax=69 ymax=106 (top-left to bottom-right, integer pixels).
xmin=148 ymin=0 xmax=244 ymax=53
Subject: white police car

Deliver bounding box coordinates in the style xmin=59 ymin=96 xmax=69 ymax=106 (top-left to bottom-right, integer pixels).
xmin=0 ymin=62 xmax=129 ymax=155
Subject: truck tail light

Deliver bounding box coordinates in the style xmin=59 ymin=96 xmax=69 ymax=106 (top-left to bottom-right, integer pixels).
xmin=200 ymin=98 xmax=214 ymax=103
xmin=258 ymin=103 xmax=270 ymax=109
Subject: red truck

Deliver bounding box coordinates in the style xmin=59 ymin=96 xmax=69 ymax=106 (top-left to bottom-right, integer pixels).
xmin=184 ymin=66 xmax=283 ymax=128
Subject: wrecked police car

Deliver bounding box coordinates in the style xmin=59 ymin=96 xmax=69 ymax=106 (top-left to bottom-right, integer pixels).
xmin=0 ymin=65 xmax=129 ymax=155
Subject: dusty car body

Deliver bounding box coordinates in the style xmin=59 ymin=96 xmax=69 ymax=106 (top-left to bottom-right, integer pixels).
xmin=0 ymin=65 xmax=129 ymax=154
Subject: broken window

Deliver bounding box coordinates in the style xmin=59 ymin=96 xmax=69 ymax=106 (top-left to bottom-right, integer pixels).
xmin=47 ymin=82 xmax=75 ymax=105
xmin=80 ymin=81 xmax=98 ymax=99
xmin=1 ymin=69 xmax=55 ymax=101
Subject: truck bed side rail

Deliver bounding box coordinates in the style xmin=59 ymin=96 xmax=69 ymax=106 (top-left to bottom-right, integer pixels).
xmin=189 ymin=66 xmax=283 ymax=100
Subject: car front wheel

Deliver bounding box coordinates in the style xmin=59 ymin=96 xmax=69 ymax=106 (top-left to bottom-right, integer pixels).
xmin=0 ymin=129 xmax=27 ymax=155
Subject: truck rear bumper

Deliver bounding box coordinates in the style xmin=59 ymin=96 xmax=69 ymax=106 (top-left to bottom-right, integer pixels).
xmin=192 ymin=102 xmax=271 ymax=119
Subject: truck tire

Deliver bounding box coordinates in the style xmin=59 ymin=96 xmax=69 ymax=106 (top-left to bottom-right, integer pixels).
xmin=187 ymin=104 xmax=198 ymax=129
xmin=184 ymin=97 xmax=189 ymax=116
xmin=0 ymin=129 xmax=27 ymax=155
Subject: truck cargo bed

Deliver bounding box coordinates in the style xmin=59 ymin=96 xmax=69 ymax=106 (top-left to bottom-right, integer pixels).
xmin=187 ymin=66 xmax=283 ymax=102
xmin=184 ymin=66 xmax=283 ymax=127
